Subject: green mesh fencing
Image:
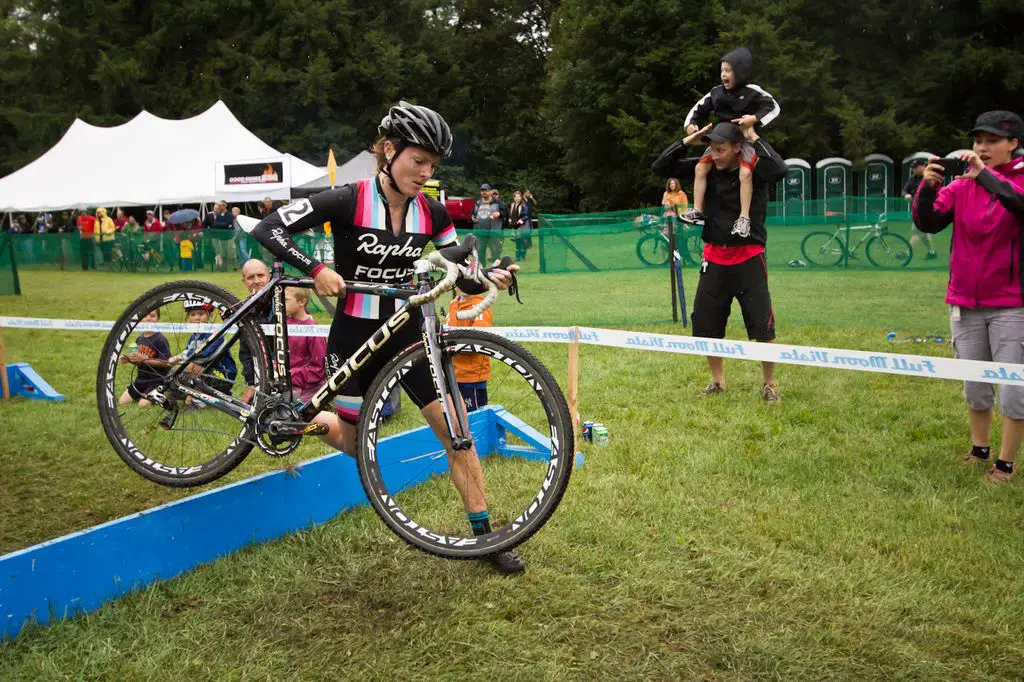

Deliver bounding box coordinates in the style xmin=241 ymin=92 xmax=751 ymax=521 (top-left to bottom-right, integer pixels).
xmin=5 ymin=196 xmax=947 ymax=278
xmin=5 ymin=231 xmax=286 ymax=274
xmin=541 ymin=196 xmax=916 ymax=228
xmin=463 ymin=217 xmax=948 ymax=275
xmin=0 ymin=232 xmax=22 ymax=295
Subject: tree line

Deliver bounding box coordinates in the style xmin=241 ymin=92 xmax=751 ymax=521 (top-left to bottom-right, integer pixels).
xmin=1 ymin=0 xmax=1021 ymax=211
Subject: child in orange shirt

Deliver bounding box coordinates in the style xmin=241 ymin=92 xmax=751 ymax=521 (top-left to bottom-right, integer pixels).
xmin=446 ymin=287 xmax=492 ymax=412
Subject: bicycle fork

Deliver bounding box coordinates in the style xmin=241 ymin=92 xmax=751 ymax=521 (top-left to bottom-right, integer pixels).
xmin=416 ymin=267 xmax=473 ymax=451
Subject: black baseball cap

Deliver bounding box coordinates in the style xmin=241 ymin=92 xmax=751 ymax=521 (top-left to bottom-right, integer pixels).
xmin=969 ymin=111 xmax=1023 ymax=139
xmin=480 ymin=183 xmax=492 ymax=190
xmin=702 ymin=122 xmax=744 ymax=145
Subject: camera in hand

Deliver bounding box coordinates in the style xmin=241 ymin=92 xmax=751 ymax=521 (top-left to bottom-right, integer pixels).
xmin=935 ymin=158 xmax=968 ymax=177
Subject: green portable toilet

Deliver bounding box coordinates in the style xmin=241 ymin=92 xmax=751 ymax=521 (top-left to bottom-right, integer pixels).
xmin=859 ymin=153 xmax=893 ymax=215
xmin=775 ymin=158 xmax=811 ymax=222
xmin=901 ymin=152 xmax=933 ymax=193
xmin=815 ymin=157 xmax=852 ymax=217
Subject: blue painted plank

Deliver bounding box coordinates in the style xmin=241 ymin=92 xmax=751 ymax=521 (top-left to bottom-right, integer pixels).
xmin=1 ymin=408 xmax=499 ymax=640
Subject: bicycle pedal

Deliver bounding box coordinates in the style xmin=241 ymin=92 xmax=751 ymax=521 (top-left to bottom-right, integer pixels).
xmin=304 ymin=423 xmax=329 ymax=436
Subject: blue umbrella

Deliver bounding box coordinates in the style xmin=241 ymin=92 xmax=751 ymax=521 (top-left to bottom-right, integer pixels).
xmin=166 ymin=208 xmax=200 ymax=225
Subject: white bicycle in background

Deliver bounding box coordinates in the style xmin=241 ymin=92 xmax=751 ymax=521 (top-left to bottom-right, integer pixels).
xmin=800 ymin=213 xmax=913 ymax=268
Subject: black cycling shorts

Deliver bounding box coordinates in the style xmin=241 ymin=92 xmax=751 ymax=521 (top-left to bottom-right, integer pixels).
xmin=691 ymin=254 xmax=776 ymax=341
xmin=326 ymin=310 xmax=438 ymax=425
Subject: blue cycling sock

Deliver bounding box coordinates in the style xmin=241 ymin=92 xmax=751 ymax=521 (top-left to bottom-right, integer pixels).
xmin=468 ymin=510 xmax=492 ymax=536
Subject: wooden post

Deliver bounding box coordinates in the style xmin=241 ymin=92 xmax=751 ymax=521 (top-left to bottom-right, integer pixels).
xmin=568 ymin=326 xmax=580 ymax=458
xmin=0 ymin=327 xmax=10 ymax=400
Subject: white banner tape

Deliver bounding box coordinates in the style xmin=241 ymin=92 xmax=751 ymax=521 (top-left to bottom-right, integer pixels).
xmin=3 ymin=316 xmax=1023 ymax=386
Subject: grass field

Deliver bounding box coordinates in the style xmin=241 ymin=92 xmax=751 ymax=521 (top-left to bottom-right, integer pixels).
xmin=3 ymin=265 xmax=1024 ymax=680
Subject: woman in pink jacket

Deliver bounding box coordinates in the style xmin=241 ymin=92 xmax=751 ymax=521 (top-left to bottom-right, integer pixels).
xmin=914 ymin=110 xmax=1024 ymax=483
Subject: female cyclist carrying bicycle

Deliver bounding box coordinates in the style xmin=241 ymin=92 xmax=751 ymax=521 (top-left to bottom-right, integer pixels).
xmin=247 ymin=101 xmax=526 ymax=574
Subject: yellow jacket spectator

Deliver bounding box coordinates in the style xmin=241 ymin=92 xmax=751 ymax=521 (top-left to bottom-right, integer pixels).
xmin=96 ymin=208 xmax=116 ymax=242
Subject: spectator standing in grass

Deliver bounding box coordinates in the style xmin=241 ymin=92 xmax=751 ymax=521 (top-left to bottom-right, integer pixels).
xmin=77 ymin=208 xmax=98 ymax=270
xmin=652 ymin=121 xmax=787 ymax=402
xmin=913 ymin=110 xmax=1024 ymax=483
xmin=232 ymin=206 xmax=251 ymax=262
xmin=509 ymin=190 xmax=533 ymax=261
xmin=204 ymin=200 xmax=234 ymax=270
xmin=96 ymin=207 xmax=116 ymax=262
xmin=662 ymin=178 xmax=689 ymax=219
xmin=903 ymin=160 xmax=937 ymax=260
xmin=179 ymin=235 xmax=195 ymax=271
xmin=474 ymin=183 xmax=505 ymax=262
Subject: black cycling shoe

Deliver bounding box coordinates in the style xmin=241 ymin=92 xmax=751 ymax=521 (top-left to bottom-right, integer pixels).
xmin=487 ymin=549 xmax=527 ymax=575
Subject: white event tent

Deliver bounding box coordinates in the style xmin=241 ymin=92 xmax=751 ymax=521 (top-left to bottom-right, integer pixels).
xmin=0 ymin=100 xmax=324 ymax=212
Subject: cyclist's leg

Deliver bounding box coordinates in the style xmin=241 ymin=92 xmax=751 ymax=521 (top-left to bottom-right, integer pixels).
xmin=311 ymin=409 xmax=355 ymax=454
xmin=314 ymin=313 xmax=410 ymax=456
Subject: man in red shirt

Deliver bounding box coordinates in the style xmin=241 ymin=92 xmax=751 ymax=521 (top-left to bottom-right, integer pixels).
xmin=143 ymin=209 xmax=163 ymax=234
xmin=652 ymin=122 xmax=787 ymax=402
xmin=76 ymin=209 xmax=98 ymax=271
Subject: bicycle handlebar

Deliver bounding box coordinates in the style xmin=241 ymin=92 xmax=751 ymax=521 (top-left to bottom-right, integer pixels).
xmin=407 ymin=251 xmax=498 ymax=320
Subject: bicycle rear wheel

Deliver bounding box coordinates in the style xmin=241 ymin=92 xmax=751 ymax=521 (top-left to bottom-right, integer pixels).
xmin=356 ymin=329 xmax=574 ymax=559
xmin=97 ymin=280 xmax=269 ymax=487
xmin=865 ymin=233 xmax=912 ymax=268
xmin=800 ymin=231 xmax=845 ymax=267
xmin=636 ymin=234 xmax=670 ymax=267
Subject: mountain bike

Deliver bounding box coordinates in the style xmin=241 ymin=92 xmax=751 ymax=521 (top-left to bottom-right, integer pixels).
xmin=96 ymin=237 xmax=573 ymax=559
xmin=800 ymin=213 xmax=912 ymax=268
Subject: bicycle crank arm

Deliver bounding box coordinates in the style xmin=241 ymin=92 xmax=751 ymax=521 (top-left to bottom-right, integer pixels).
xmin=267 ymin=421 xmax=329 ymax=437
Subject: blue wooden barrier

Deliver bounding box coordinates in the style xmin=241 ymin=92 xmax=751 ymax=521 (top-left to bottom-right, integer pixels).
xmin=1 ymin=405 xmax=578 ymax=640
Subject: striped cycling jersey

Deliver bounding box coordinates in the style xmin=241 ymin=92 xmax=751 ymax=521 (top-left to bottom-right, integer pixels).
xmin=250 ymin=177 xmax=457 ymax=320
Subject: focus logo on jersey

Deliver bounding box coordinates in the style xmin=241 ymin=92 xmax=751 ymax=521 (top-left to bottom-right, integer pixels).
xmin=357 ymin=233 xmax=424 ymax=266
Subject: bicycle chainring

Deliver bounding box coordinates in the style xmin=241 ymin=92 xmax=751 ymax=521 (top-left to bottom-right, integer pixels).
xmin=254 ymin=396 xmax=303 ymax=457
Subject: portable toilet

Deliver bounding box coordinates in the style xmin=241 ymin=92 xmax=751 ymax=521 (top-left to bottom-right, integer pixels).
xmin=775 ymin=158 xmax=811 ymax=221
xmin=859 ymin=153 xmax=893 ymax=215
xmin=815 ymin=157 xmax=853 ymax=217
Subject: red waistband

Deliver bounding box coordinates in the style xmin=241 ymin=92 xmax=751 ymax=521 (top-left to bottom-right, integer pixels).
xmin=702 ymin=243 xmax=765 ymax=266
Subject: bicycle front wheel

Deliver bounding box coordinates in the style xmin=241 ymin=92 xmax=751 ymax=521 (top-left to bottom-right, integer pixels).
xmin=356 ymin=329 xmax=574 ymax=559
xmin=866 ymin=233 xmax=912 ymax=268
xmin=801 ymin=231 xmax=845 ymax=267
xmin=636 ymin=234 xmax=670 ymax=267
xmin=97 ymin=280 xmax=269 ymax=487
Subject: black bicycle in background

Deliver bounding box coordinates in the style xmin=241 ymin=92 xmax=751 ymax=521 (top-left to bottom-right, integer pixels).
xmin=97 ymin=236 xmax=574 ymax=560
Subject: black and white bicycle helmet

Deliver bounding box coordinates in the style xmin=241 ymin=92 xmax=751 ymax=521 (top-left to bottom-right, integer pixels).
xmin=378 ymin=101 xmax=453 ymax=159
